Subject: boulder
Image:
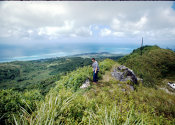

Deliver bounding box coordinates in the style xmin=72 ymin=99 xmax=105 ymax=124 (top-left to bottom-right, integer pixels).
xmin=168 ymin=82 xmax=175 ymax=90
xmin=80 ymin=79 xmax=90 ymax=89
xmin=111 ymin=65 xmax=138 ymax=84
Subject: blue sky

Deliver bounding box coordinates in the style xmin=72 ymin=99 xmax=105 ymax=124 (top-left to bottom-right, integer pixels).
xmin=0 ymin=1 xmax=175 ymax=62
xmin=172 ymin=2 xmax=175 ymax=10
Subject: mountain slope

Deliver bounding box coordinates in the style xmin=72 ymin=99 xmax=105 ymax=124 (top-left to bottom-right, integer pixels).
xmin=11 ymin=58 xmax=175 ymax=125
xmin=118 ymin=45 xmax=175 ymax=87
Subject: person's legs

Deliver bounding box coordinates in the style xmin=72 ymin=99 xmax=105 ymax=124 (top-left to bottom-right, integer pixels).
xmin=93 ymin=71 xmax=98 ymax=84
xmin=93 ymin=71 xmax=95 ymax=82
xmin=96 ymin=71 xmax=98 ymax=82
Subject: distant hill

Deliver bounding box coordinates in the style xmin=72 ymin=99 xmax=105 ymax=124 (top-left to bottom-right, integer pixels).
xmin=118 ymin=45 xmax=175 ymax=87
xmin=0 ymin=53 xmax=123 ymax=94
xmin=70 ymin=52 xmax=125 ymax=58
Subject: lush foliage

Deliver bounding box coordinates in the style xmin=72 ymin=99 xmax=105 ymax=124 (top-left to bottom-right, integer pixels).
xmin=13 ymin=79 xmax=175 ymax=125
xmin=0 ymin=64 xmax=20 ymax=81
xmin=12 ymin=59 xmax=175 ymax=124
xmin=53 ymin=58 xmax=116 ymax=92
xmin=0 ymin=56 xmax=121 ymax=95
xmin=118 ymin=45 xmax=175 ymax=87
xmin=1 ymin=49 xmax=175 ymax=125
xmin=0 ymin=57 xmax=93 ymax=96
xmin=0 ymin=58 xmax=116 ymax=124
xmin=0 ymin=89 xmax=43 ymax=124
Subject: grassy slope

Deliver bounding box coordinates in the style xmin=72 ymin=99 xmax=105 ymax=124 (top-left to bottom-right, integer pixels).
xmin=0 ymin=57 xmax=93 ymax=94
xmin=0 ymin=55 xmax=122 ymax=95
xmin=13 ymin=59 xmax=175 ymax=125
xmin=118 ymin=45 xmax=175 ymax=87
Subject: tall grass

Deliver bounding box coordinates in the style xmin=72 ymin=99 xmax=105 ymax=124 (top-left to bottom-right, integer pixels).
xmin=118 ymin=45 xmax=175 ymax=87
xmin=14 ymin=83 xmax=175 ymax=124
xmin=12 ymin=59 xmax=175 ymax=125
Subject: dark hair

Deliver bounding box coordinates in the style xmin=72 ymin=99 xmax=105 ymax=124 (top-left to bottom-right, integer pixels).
xmin=91 ymin=58 xmax=95 ymax=60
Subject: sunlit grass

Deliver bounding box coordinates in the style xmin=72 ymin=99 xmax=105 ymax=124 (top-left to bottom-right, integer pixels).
xmin=12 ymin=59 xmax=175 ymax=125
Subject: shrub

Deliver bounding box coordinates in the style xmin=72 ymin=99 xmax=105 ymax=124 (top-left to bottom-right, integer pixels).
xmin=0 ymin=89 xmax=43 ymax=124
xmin=53 ymin=59 xmax=116 ymax=92
xmin=13 ymin=80 xmax=175 ymax=124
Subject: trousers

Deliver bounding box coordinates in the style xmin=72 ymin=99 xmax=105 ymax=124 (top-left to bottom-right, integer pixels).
xmin=93 ymin=71 xmax=99 ymax=82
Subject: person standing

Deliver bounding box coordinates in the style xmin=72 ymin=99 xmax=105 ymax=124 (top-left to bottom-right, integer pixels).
xmin=92 ymin=58 xmax=99 ymax=84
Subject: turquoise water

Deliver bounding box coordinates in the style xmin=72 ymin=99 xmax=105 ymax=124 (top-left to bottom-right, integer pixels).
xmin=0 ymin=42 xmax=135 ymax=63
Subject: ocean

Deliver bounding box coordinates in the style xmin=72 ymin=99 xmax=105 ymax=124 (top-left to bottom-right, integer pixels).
xmin=0 ymin=42 xmax=135 ymax=63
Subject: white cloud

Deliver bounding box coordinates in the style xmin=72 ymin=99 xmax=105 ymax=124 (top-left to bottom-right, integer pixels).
xmin=100 ymin=28 xmax=112 ymax=36
xmin=37 ymin=20 xmax=74 ymax=39
xmin=75 ymin=27 xmax=93 ymax=37
xmin=111 ymin=18 xmax=121 ymax=31
xmin=113 ymin=32 xmax=125 ymax=37
xmin=135 ymin=16 xmax=147 ymax=30
xmin=100 ymin=29 xmax=125 ymax=37
xmin=0 ymin=1 xmax=175 ymax=46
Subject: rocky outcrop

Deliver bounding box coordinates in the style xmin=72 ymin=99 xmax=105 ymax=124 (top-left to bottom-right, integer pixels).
xmin=168 ymin=82 xmax=175 ymax=90
xmin=80 ymin=79 xmax=90 ymax=89
xmin=111 ymin=65 xmax=138 ymax=84
xmin=80 ymin=65 xmax=139 ymax=89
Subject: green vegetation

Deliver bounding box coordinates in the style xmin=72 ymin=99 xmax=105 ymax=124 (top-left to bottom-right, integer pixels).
xmin=12 ymin=59 xmax=175 ymax=125
xmin=118 ymin=45 xmax=175 ymax=87
xmin=0 ymin=57 xmax=94 ymax=95
xmin=0 ymin=47 xmax=175 ymax=124
xmin=53 ymin=58 xmax=116 ymax=92
xmin=0 ymin=89 xmax=43 ymax=124
xmin=0 ymin=55 xmax=122 ymax=95
xmin=11 ymin=59 xmax=175 ymax=125
xmin=0 ymin=64 xmax=20 ymax=81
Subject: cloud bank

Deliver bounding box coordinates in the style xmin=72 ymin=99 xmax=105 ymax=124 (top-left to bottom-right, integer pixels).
xmin=0 ymin=1 xmax=175 ymax=60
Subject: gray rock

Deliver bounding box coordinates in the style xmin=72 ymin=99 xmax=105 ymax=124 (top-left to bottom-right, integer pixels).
xmin=126 ymin=84 xmax=134 ymax=91
xmin=111 ymin=65 xmax=138 ymax=84
xmin=137 ymin=78 xmax=143 ymax=83
xmin=168 ymin=82 xmax=175 ymax=90
xmin=80 ymin=79 xmax=90 ymax=89
xmin=117 ymin=83 xmax=134 ymax=91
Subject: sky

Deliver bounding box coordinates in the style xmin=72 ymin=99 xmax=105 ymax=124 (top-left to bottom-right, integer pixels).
xmin=0 ymin=1 xmax=175 ymax=62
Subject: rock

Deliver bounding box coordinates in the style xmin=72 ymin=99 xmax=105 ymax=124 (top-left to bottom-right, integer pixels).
xmin=160 ymin=87 xmax=175 ymax=95
xmin=111 ymin=65 xmax=138 ymax=84
xmin=111 ymin=65 xmax=138 ymax=91
xmin=126 ymin=84 xmax=134 ymax=91
xmin=80 ymin=79 xmax=90 ymax=89
xmin=116 ymin=83 xmax=134 ymax=91
xmin=168 ymin=82 xmax=175 ymax=90
xmin=137 ymin=78 xmax=143 ymax=83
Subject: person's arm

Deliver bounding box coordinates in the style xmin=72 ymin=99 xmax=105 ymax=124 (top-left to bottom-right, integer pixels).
xmin=95 ymin=67 xmax=97 ymax=73
xmin=95 ymin=62 xmax=98 ymax=73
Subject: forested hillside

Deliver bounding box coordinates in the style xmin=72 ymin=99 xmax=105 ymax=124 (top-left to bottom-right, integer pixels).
xmin=0 ymin=47 xmax=175 ymax=124
xmin=10 ymin=58 xmax=175 ymax=125
xmin=0 ymin=57 xmax=90 ymax=93
xmin=0 ymin=54 xmax=122 ymax=95
xmin=118 ymin=45 xmax=175 ymax=87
